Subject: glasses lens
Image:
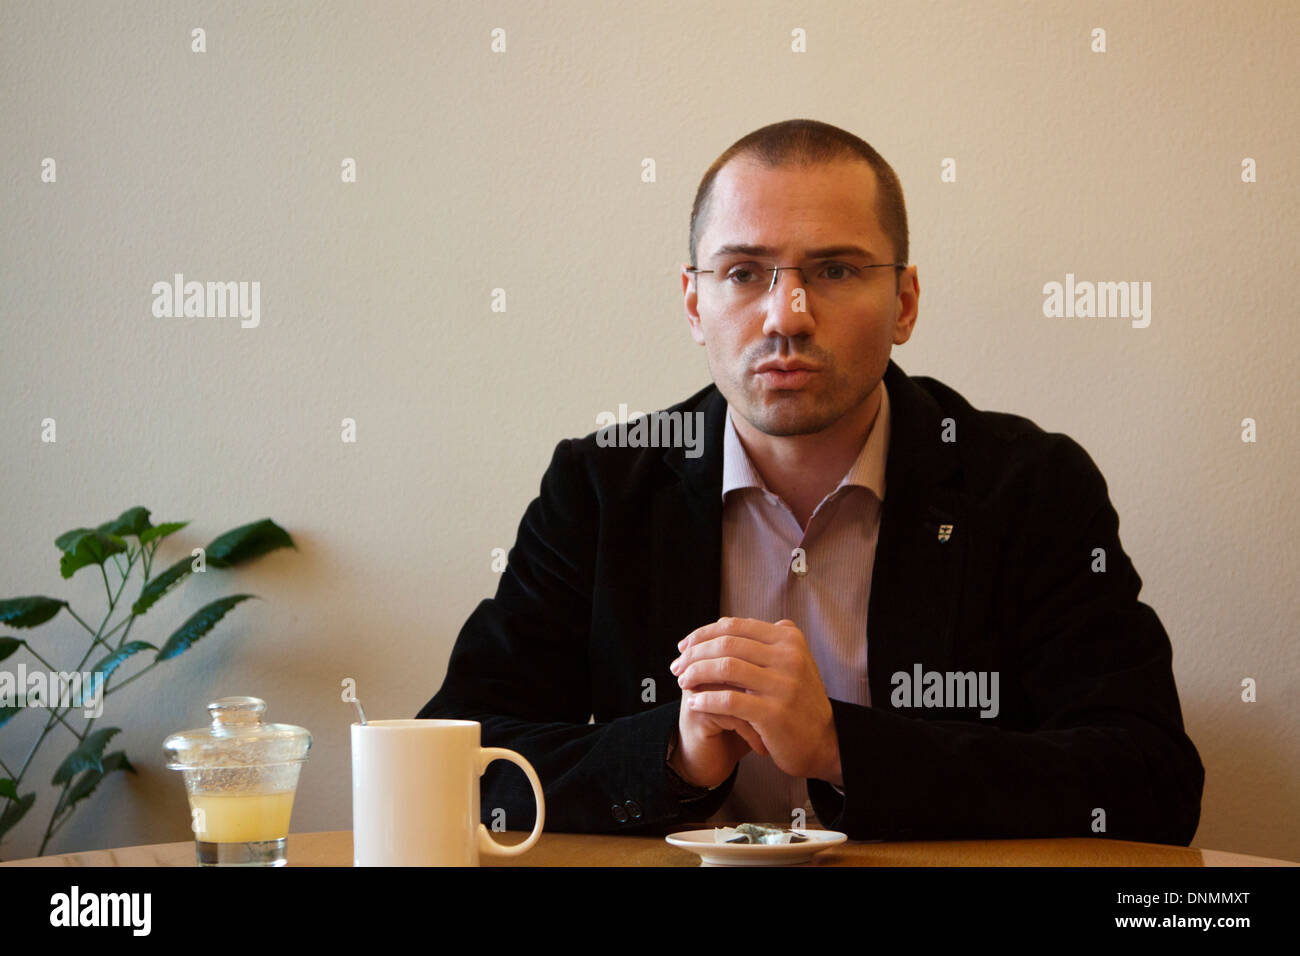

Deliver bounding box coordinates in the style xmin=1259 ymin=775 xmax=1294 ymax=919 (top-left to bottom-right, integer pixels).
xmin=697 ymin=261 xmax=879 ymax=306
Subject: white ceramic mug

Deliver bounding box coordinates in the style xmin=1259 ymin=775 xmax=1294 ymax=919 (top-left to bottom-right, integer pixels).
xmin=351 ymin=719 xmax=545 ymax=866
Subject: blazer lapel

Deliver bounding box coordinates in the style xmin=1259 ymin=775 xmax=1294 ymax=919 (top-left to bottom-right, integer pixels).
xmin=653 ymin=386 xmax=727 ymax=651
xmin=866 ymin=359 xmax=969 ymax=708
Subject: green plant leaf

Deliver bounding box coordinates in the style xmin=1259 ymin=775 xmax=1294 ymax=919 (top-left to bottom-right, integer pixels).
xmin=0 ymin=637 xmax=21 ymax=662
xmin=0 ymin=705 xmax=23 ymax=729
xmin=96 ymin=507 xmax=153 ymax=538
xmin=54 ymin=529 xmax=128 ymax=579
xmin=130 ymin=555 xmax=193 ymax=616
xmin=205 ymin=519 xmax=295 ymax=568
xmin=0 ymin=779 xmax=17 ymax=799
xmin=0 ymin=596 xmax=68 ymax=629
xmin=139 ymin=521 xmax=189 ymax=545
xmin=54 ymin=752 xmax=136 ymax=820
xmin=52 ymin=727 xmax=121 ymax=785
xmin=155 ymin=594 xmax=256 ymax=662
xmin=0 ymin=792 xmax=35 ymax=841
xmin=88 ymin=641 xmax=156 ymax=684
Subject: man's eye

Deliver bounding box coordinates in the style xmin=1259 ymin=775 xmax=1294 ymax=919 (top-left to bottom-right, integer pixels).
xmin=821 ymin=262 xmax=857 ymax=280
xmin=727 ymin=266 xmax=762 ymax=283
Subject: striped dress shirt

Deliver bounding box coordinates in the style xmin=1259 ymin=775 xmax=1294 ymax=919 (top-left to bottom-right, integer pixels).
xmin=706 ymin=380 xmax=890 ymax=827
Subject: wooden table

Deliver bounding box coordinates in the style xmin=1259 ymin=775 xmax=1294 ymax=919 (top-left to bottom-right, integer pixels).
xmin=3 ymin=831 xmax=1295 ymax=866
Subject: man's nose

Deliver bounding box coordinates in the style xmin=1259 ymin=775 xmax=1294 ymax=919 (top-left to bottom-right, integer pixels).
xmin=761 ymin=267 xmax=816 ymax=339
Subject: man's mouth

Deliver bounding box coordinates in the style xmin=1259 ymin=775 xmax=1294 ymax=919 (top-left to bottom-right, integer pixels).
xmin=751 ymin=357 xmax=821 ymax=390
xmin=755 ymin=368 xmax=816 ymax=389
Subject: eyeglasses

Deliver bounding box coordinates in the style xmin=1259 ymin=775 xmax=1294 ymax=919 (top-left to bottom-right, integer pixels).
xmin=687 ymin=259 xmax=906 ymax=306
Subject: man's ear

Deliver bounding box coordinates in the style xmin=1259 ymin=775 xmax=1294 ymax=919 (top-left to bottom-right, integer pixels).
xmin=683 ymin=264 xmax=706 ymax=345
xmin=892 ymin=265 xmax=919 ymax=345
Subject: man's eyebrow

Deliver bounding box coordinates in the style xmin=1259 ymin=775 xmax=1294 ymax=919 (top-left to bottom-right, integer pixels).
xmin=709 ymin=243 xmax=881 ymax=262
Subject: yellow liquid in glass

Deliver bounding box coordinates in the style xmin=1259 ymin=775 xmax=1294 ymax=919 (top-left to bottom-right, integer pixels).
xmin=189 ymin=791 xmax=295 ymax=843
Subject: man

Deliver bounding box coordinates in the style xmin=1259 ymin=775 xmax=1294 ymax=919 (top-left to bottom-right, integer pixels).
xmin=417 ymin=119 xmax=1204 ymax=844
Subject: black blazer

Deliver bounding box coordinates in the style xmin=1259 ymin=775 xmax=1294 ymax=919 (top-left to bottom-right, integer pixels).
xmin=417 ymin=358 xmax=1204 ymax=844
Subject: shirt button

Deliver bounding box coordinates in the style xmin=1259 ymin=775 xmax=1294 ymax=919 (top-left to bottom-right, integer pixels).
xmin=625 ymin=799 xmax=642 ymax=820
xmin=611 ymin=803 xmax=628 ymax=823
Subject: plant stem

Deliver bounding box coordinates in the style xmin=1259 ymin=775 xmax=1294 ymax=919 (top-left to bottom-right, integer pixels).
xmin=58 ymin=547 xmax=139 ymax=692
xmin=51 ymin=708 xmax=86 ymax=741
xmin=101 ymin=615 xmax=133 ymax=644
xmin=39 ymin=694 xmax=104 ymax=854
xmin=49 ymin=806 xmax=76 ymax=838
xmin=18 ymin=535 xmax=164 ymax=855
xmin=102 ymin=662 xmax=157 ymax=696
xmin=114 ymin=543 xmax=154 ymax=651
xmin=21 ymin=643 xmax=59 ymax=673
xmin=9 ymin=544 xmax=140 ymax=793
xmin=113 ymin=610 xmax=139 ymax=655
xmin=13 ymin=720 xmax=57 ymax=792
xmin=39 ymin=778 xmax=74 ymax=855
xmin=17 ymin=645 xmax=87 ymax=740
xmin=63 ymin=606 xmax=98 ymax=639
xmin=19 ymin=643 xmax=94 ymax=719
xmin=107 ymin=549 xmax=135 ymax=610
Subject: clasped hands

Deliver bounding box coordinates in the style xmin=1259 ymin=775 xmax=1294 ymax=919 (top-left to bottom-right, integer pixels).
xmin=668 ymin=616 xmax=843 ymax=788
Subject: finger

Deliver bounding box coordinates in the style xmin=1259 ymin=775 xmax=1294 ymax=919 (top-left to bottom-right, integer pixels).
xmin=685 ymin=681 xmax=740 ymax=717
xmin=716 ymin=716 xmax=768 ymax=756
xmin=676 ymin=617 xmax=746 ymax=652
xmin=688 ymin=684 xmax=771 ymax=757
xmin=679 ymin=656 xmax=777 ymax=695
xmin=773 ymin=619 xmax=807 ymax=646
xmin=689 ymin=687 xmax=762 ymax=725
xmin=689 ymin=692 xmax=750 ymax=736
xmin=694 ymin=681 xmax=736 ymax=692
xmin=672 ymin=633 xmax=777 ymax=674
xmin=677 ymin=616 xmax=781 ymax=652
xmin=717 ymin=715 xmax=769 ymax=756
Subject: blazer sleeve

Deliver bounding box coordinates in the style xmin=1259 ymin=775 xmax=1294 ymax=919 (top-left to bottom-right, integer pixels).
xmin=806 ymin=434 xmax=1205 ymax=845
xmin=415 ymin=438 xmax=737 ymax=833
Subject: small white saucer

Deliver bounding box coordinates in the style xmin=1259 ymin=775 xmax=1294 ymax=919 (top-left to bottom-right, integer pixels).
xmin=665 ymin=828 xmax=847 ymax=866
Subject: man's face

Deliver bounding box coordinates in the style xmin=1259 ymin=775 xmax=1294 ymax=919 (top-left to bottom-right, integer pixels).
xmin=683 ymin=157 xmax=918 ymax=437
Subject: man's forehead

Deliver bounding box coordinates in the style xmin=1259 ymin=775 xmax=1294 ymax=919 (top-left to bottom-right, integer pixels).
xmin=708 ymin=241 xmax=885 ymax=263
xmin=705 ymin=158 xmax=885 ymax=257
xmin=716 ymin=154 xmax=876 ymax=196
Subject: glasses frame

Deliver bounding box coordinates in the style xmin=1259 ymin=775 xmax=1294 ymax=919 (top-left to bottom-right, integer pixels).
xmin=686 ymin=261 xmax=908 ymax=294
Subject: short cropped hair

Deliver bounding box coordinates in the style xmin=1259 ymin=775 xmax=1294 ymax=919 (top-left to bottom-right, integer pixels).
xmin=688 ymin=119 xmax=909 ymax=281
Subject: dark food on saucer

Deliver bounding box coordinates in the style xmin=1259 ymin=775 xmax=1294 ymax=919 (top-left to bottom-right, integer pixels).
xmin=718 ymin=823 xmax=810 ymax=845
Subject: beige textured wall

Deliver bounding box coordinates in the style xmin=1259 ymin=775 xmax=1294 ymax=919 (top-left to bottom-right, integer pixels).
xmin=2 ymin=0 xmax=1297 ymax=862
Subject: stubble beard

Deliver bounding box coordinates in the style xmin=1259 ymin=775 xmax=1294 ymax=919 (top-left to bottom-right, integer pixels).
xmin=738 ymin=368 xmax=871 ymax=438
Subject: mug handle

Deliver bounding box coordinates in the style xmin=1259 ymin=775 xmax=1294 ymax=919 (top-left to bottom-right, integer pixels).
xmin=477 ymin=747 xmax=545 ymax=857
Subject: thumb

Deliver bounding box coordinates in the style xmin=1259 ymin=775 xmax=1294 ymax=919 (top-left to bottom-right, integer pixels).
xmin=776 ymin=619 xmax=796 ymax=627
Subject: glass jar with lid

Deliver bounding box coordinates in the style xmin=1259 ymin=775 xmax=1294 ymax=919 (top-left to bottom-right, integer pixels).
xmin=163 ymin=696 xmax=311 ymax=866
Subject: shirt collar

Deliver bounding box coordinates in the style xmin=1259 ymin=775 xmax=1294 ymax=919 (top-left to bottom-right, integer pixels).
xmin=721 ymin=379 xmax=890 ymax=503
